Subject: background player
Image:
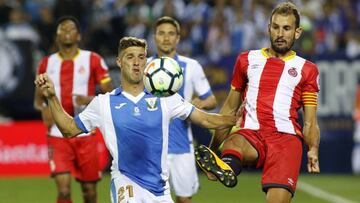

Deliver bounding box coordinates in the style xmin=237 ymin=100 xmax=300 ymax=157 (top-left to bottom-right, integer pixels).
xmin=33 ymin=16 xmax=113 ymax=203
xmin=35 ymin=36 xmax=238 ymax=203
xmin=196 ymin=2 xmax=320 ymax=203
xmin=149 ymin=16 xmax=217 ymax=203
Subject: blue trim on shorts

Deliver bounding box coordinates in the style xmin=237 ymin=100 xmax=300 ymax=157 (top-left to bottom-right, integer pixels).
xmin=111 ymin=179 xmax=116 ymax=203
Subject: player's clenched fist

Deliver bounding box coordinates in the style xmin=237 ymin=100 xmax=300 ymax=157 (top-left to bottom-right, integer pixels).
xmin=34 ymin=73 xmax=55 ymax=98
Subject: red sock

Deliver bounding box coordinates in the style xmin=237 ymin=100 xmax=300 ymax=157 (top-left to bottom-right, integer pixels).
xmin=56 ymin=199 xmax=72 ymax=203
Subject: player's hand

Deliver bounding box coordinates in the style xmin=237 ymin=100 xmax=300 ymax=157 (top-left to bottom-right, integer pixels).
xmin=34 ymin=73 xmax=56 ymax=98
xmin=204 ymin=170 xmax=218 ymax=181
xmin=235 ymin=99 xmax=246 ymax=128
xmin=307 ymin=148 xmax=320 ymax=173
xmin=191 ymin=97 xmax=204 ymax=109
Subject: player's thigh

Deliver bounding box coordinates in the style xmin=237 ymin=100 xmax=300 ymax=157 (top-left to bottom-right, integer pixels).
xmin=72 ymin=136 xmax=101 ymax=182
xmin=168 ymin=153 xmax=199 ymax=197
xmin=110 ymin=175 xmax=173 ymax=203
xmin=222 ymin=131 xmax=259 ymax=165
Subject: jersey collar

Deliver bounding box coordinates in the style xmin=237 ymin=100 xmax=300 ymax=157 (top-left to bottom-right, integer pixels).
xmin=261 ymin=48 xmax=296 ymax=61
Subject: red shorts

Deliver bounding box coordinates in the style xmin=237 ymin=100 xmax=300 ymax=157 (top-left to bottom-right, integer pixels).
xmin=47 ymin=135 xmax=101 ymax=182
xmin=233 ymin=129 xmax=303 ymax=195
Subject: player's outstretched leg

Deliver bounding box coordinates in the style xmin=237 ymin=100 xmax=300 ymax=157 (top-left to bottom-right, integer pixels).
xmin=195 ymin=145 xmax=237 ymax=187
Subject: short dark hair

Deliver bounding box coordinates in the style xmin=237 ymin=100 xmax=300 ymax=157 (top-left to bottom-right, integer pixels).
xmin=117 ymin=37 xmax=147 ymax=57
xmin=270 ymin=2 xmax=300 ymax=28
xmin=56 ymin=16 xmax=81 ymax=33
xmin=155 ymin=16 xmax=181 ymax=34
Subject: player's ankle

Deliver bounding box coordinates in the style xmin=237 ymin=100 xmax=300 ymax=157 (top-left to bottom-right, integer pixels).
xmin=221 ymin=150 xmax=243 ymax=176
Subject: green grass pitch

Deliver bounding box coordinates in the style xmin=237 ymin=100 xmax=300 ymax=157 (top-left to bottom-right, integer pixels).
xmin=0 ymin=173 xmax=359 ymax=203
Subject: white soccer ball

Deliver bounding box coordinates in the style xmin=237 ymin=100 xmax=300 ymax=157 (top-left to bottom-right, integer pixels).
xmin=144 ymin=57 xmax=183 ymax=97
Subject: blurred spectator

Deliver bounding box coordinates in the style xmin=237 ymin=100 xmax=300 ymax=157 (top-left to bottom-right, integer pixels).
xmin=228 ymin=0 xmax=256 ymax=52
xmin=152 ymin=0 xmax=185 ymax=20
xmin=183 ymin=0 xmax=210 ymax=56
xmin=4 ymin=8 xmax=40 ymax=46
xmin=124 ymin=0 xmax=152 ymax=39
xmin=87 ymin=0 xmax=116 ymax=55
xmin=35 ymin=6 xmax=56 ymax=53
xmin=53 ymin=0 xmax=86 ymax=30
xmin=0 ymin=0 xmax=13 ymax=27
xmin=346 ymin=31 xmax=360 ymax=59
xmin=205 ymin=9 xmax=231 ymax=63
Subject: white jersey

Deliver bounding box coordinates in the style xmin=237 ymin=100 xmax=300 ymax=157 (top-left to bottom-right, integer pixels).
xmin=148 ymin=54 xmax=213 ymax=153
xmin=74 ymin=88 xmax=194 ymax=196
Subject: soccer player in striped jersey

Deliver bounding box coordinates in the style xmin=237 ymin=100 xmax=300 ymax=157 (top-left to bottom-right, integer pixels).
xmin=195 ymin=2 xmax=320 ymax=203
xmin=35 ymin=36 xmax=237 ymax=203
xmin=33 ymin=16 xmax=113 ymax=203
xmin=149 ymin=16 xmax=217 ymax=203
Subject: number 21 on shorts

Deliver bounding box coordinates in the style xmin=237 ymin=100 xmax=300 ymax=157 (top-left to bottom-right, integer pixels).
xmin=117 ymin=185 xmax=134 ymax=203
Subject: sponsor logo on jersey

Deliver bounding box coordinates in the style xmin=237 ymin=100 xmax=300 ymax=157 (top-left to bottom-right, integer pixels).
xmin=115 ymin=103 xmax=127 ymax=109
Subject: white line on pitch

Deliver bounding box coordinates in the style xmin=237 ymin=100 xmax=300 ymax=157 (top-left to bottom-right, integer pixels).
xmin=297 ymin=181 xmax=359 ymax=203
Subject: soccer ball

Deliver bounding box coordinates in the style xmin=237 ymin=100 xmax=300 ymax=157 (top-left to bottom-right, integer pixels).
xmin=143 ymin=57 xmax=183 ymax=97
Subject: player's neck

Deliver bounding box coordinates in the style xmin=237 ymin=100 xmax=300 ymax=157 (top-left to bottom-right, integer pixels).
xmin=58 ymin=45 xmax=79 ymax=60
xmin=121 ymin=82 xmax=144 ymax=97
xmin=266 ymin=48 xmax=293 ymax=60
xmin=157 ymin=51 xmax=176 ymax=58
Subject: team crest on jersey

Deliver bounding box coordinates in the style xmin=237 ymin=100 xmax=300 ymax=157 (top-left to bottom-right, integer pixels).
xmin=288 ymin=67 xmax=298 ymax=77
xmin=145 ymin=97 xmax=158 ymax=111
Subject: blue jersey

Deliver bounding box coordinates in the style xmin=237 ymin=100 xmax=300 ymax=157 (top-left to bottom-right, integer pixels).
xmin=148 ymin=54 xmax=213 ymax=154
xmin=74 ymin=88 xmax=194 ymax=196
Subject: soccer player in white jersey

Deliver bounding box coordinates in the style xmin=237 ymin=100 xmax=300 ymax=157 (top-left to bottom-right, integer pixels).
xmin=196 ymin=2 xmax=321 ymax=203
xmin=33 ymin=16 xmax=113 ymax=203
xmin=35 ymin=36 xmax=238 ymax=203
xmin=149 ymin=16 xmax=217 ymax=203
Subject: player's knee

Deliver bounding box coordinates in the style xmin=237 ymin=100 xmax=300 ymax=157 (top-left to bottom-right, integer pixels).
xmin=57 ymin=187 xmax=71 ymax=200
xmin=266 ymin=188 xmax=292 ymax=203
xmin=176 ymin=196 xmax=192 ymax=203
xmin=81 ymin=183 xmax=97 ymax=202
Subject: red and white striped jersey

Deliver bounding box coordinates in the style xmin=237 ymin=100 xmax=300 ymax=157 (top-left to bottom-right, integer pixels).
xmin=232 ymin=49 xmax=320 ymax=137
xmin=37 ymin=49 xmax=111 ymax=137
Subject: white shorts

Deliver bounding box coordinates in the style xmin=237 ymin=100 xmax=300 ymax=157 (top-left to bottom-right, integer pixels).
xmin=167 ymin=150 xmax=199 ymax=197
xmin=110 ymin=173 xmax=173 ymax=203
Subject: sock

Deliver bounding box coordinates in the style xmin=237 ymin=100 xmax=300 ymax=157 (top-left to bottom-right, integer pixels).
xmin=221 ymin=149 xmax=243 ymax=176
xmin=56 ymin=199 xmax=72 ymax=203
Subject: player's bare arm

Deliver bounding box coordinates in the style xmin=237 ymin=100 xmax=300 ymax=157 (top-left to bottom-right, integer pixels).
xmin=303 ymin=105 xmax=320 ymax=173
xmin=188 ymin=108 xmax=236 ymax=130
xmin=35 ymin=73 xmax=83 ymax=138
xmin=191 ymin=95 xmax=217 ymax=110
xmin=34 ymin=86 xmax=54 ymax=129
xmin=210 ymin=89 xmax=243 ymax=151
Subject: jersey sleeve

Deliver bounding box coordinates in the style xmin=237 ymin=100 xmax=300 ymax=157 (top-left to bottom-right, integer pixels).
xmin=164 ymin=93 xmax=194 ymax=120
xmin=74 ymin=95 xmax=101 ymax=133
xmin=90 ymin=52 xmax=111 ymax=84
xmin=301 ymin=61 xmax=320 ymax=93
xmin=231 ymin=52 xmax=248 ymax=91
xmin=37 ymin=57 xmax=49 ymax=74
xmin=192 ymin=61 xmax=213 ymax=99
